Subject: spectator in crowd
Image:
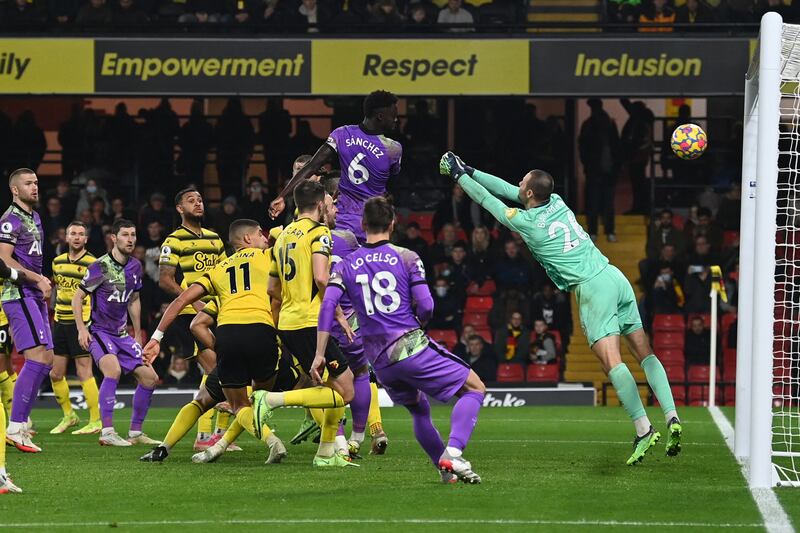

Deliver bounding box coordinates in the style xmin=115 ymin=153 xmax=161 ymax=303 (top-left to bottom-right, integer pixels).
xmin=229 ymin=0 xmax=258 ymax=23
xmin=371 ymin=0 xmax=404 ymax=24
xmin=489 ymin=288 xmax=530 ymax=330
xmin=453 ymin=324 xmax=476 ymax=360
xmin=75 ymin=178 xmax=110 ymax=219
xmin=9 ymin=111 xmax=46 ymax=173
xmin=640 ymin=242 xmax=685 ymax=291
xmin=685 ymin=316 xmax=711 ymax=365
xmin=290 ymin=120 xmax=324 ymax=159
xmin=214 ymin=196 xmax=241 ymax=248
xmin=467 ymin=225 xmax=494 ymax=284
xmin=257 ymin=98 xmax=292 ymax=189
xmin=638 ymin=0 xmax=676 ymax=31
xmin=437 ymin=0 xmax=474 ymax=31
xmin=293 ymin=0 xmax=331 ymax=31
xmin=113 ymin=0 xmax=150 ymax=24
xmin=49 ymin=0 xmax=81 ymax=24
xmin=139 ymin=192 xmax=173 ymax=234
xmin=145 ymin=99 xmax=180 ymax=185
xmin=493 ymin=311 xmax=530 ymax=364
xmin=90 ymin=197 xmax=111 ymax=227
xmin=441 ymin=242 xmax=472 ymax=296
xmin=428 ymin=222 xmax=459 ymax=266
xmin=492 ymin=239 xmax=537 ymax=295
xmin=408 ymin=4 xmax=434 ymax=31
xmin=531 ymin=281 xmax=572 ymax=348
xmin=58 ymin=105 xmax=83 ymax=180
xmin=241 ymin=176 xmax=270 ymax=228
xmin=398 ymin=222 xmax=430 ymax=267
xmin=685 ymin=206 xmax=724 ymax=253
xmin=49 ymin=227 xmax=67 ymax=259
xmin=684 ymin=266 xmax=713 ymax=314
xmin=141 ymin=220 xmax=165 ymax=251
xmin=646 ymin=208 xmax=686 ymax=261
xmin=178 ymin=0 xmax=231 ymax=23
xmin=530 ymin=319 xmax=558 ymax=365
xmin=177 ymin=99 xmax=214 ymax=191
xmin=215 ymin=98 xmax=254 ymax=200
xmin=109 ymin=197 xmax=136 ymax=223
xmin=676 ymin=0 xmax=713 ymax=27
xmin=433 ymin=183 xmax=479 ymax=234
xmin=607 ymin=0 xmax=640 ymax=25
xmin=41 ymin=197 xmax=67 ymax=245
xmin=162 ymin=356 xmax=201 ymax=387
xmin=6 ymin=0 xmax=45 ymax=23
xmin=687 ymin=235 xmax=719 ymax=272
xmin=650 ymin=263 xmax=684 ymax=313
xmin=76 ymin=0 xmax=114 ymax=24
xmin=579 ymin=98 xmax=620 ymax=242
xmin=620 ymin=99 xmax=654 ymax=213
xmin=716 ymin=184 xmax=742 ymax=232
xmin=49 ymin=179 xmax=78 ymax=219
xmin=720 ymin=261 xmax=738 ymax=314
xmin=466 ymin=335 xmax=496 ymax=382
xmin=430 ymin=277 xmax=463 ymax=330
xmin=106 ymin=102 xmax=139 ymax=177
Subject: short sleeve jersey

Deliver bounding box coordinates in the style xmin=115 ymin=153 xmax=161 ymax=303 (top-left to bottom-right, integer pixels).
xmin=0 ymin=203 xmax=44 ymax=301
xmin=53 ymin=251 xmax=95 ymax=323
xmin=269 ymin=217 xmax=332 ymax=331
xmin=200 ymin=299 xmax=218 ymax=321
xmin=159 ymin=226 xmax=226 ymax=315
xmin=328 ymin=241 xmax=427 ymax=369
xmin=193 ymin=247 xmax=274 ymax=328
xmin=326 ymin=125 xmax=402 ymax=218
xmin=330 ymin=228 xmax=360 ymax=315
xmin=80 ymin=254 xmax=143 ymax=336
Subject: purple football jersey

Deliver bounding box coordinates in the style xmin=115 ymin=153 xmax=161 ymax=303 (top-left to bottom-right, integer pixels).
xmin=0 ymin=203 xmax=44 ymax=301
xmin=326 ymin=125 xmax=402 ymax=220
xmin=330 ymin=228 xmax=360 ymax=314
xmin=328 ymin=241 xmax=427 ymax=369
xmin=80 ymin=254 xmax=143 ymax=335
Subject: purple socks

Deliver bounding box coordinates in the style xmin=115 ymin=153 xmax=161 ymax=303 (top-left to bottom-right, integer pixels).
xmin=448 ymin=391 xmax=484 ymax=451
xmin=130 ymin=385 xmax=154 ymax=433
xmin=405 ymin=394 xmax=445 ymax=466
xmin=99 ymin=377 xmax=119 ymax=428
xmin=10 ymin=359 xmax=51 ymax=423
xmin=350 ymin=372 xmax=371 ymax=434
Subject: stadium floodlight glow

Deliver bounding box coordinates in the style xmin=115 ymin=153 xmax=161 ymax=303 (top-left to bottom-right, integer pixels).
xmin=738 ymin=11 xmax=800 ymax=488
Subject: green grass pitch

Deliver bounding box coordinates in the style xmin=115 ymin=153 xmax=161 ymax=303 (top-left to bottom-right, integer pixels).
xmin=2 ymin=405 xmax=798 ymax=531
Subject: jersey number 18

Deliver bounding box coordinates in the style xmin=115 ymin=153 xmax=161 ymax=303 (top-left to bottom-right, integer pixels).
xmin=355 ymin=271 xmax=400 ymax=316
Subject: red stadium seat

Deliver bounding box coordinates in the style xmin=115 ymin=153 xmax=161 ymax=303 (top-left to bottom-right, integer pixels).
xmin=473 ymin=327 xmax=493 ymax=342
xmin=723 ymin=231 xmax=740 ymax=249
xmin=419 ymin=229 xmax=435 ymax=245
xmin=428 ymin=329 xmax=458 ymax=350
xmin=687 ymin=365 xmax=721 ymax=405
xmin=463 ymin=311 xmax=489 ymax=328
xmin=654 ymin=332 xmax=685 ymax=350
xmin=663 ymin=364 xmax=685 ymax=381
xmin=723 ymin=347 xmax=737 ymax=369
xmin=406 ymin=213 xmax=434 ymax=230
xmin=686 ymin=313 xmax=712 ymax=329
xmin=721 ymin=313 xmax=737 ymax=344
xmin=526 ymin=364 xmax=559 ymax=383
xmin=670 ymin=385 xmax=687 ymax=406
xmin=658 ymin=349 xmax=684 ymax=365
xmin=465 ymin=296 xmax=493 ymax=311
xmin=671 ymin=214 xmax=685 ymax=230
xmin=722 ymin=365 xmax=737 ymax=406
xmin=652 ymin=314 xmax=685 ymax=333
xmin=497 ymin=363 xmax=524 ymax=383
xmin=467 ymin=279 xmax=496 ymax=296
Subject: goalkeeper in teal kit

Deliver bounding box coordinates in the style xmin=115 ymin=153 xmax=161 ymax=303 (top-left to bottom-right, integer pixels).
xmin=440 ymin=152 xmax=681 ymax=465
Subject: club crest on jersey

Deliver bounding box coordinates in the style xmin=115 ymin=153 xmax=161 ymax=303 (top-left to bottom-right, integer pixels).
xmin=506 ymin=208 xmax=519 ymax=220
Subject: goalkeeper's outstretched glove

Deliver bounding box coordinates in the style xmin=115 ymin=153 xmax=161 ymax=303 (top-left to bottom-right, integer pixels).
xmin=439 ymin=151 xmax=468 ymax=182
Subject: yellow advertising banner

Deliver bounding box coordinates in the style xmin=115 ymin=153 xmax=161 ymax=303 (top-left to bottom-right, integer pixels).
xmin=311 ymin=40 xmax=528 ymax=95
xmin=0 ymin=39 xmax=93 ymax=94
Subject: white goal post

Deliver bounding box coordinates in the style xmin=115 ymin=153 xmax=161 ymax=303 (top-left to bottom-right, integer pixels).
xmin=737 ymin=11 xmax=800 ymax=488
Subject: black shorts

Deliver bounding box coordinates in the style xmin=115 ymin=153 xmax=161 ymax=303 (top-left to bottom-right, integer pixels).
xmin=0 ymin=324 xmax=12 ymax=357
xmin=203 ymin=351 xmax=299 ymax=405
xmin=215 ymin=323 xmax=279 ymax=389
xmin=53 ymin=322 xmax=89 ymax=358
xmin=170 ymin=314 xmax=199 ymax=360
xmin=279 ymin=327 xmax=349 ymax=379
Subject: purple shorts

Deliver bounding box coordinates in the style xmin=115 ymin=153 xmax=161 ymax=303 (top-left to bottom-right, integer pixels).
xmin=3 ymin=297 xmax=53 ymax=352
xmin=375 ymin=340 xmax=470 ymax=405
xmin=336 ymin=212 xmax=366 ymax=243
xmin=89 ymin=330 xmax=144 ymax=375
xmin=333 ymin=327 xmax=368 ymax=370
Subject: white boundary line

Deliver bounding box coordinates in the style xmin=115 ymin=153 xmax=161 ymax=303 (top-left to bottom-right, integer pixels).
xmin=0 ymin=518 xmax=764 ymax=529
xmin=708 ymin=405 xmax=795 ymax=533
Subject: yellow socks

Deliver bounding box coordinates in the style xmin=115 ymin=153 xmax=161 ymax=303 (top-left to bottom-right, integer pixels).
xmin=51 ymin=377 xmax=73 ymax=416
xmin=164 ymin=401 xmax=204 ymax=449
xmin=234 ymin=407 xmax=273 ymax=442
xmin=81 ymin=378 xmax=100 ymax=423
xmin=0 ymin=371 xmax=12 ymax=417
xmin=318 ymin=406 xmax=345 ymax=457
xmin=278 ymin=387 xmax=345 ymax=408
xmin=0 ymin=400 xmax=5 ymax=471
xmin=214 ymin=412 xmax=231 ymax=434
xmin=197 ymin=375 xmax=214 ymax=436
xmin=368 ymin=382 xmax=384 ymax=436
xmin=309 ymin=408 xmax=324 ymax=427
xmin=222 ymin=420 xmax=246 ymax=445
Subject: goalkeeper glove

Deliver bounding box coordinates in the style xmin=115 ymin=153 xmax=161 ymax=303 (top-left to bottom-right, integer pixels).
xmin=439 ymin=151 xmax=467 ymax=182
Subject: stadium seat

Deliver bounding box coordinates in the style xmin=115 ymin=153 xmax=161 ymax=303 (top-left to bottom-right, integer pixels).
xmin=670 ymin=385 xmax=687 ymax=406
xmin=671 ymin=213 xmax=685 ymax=230
xmin=419 ymin=229 xmax=435 ymax=245
xmin=428 ymin=329 xmax=458 ymax=350
xmin=722 ymin=365 xmax=737 ymax=406
xmin=549 ymin=330 xmax=563 ymax=353
xmin=467 ymin=279 xmax=496 ymax=296
xmin=473 ymin=327 xmax=493 ymax=342
xmin=406 ymin=213 xmax=433 ymax=230
xmin=663 ymin=364 xmax=685 ymax=381
xmin=465 ymin=296 xmax=493 ymax=311
xmin=526 ymin=363 xmax=559 ymax=383
xmin=463 ymin=311 xmax=489 ymax=328
xmin=687 ymin=313 xmax=712 ymax=329
xmin=723 ymin=347 xmax=737 ymax=370
xmin=652 ymin=314 xmax=684 ymax=333
xmin=653 ymin=332 xmax=685 ymax=350
xmin=721 ymin=313 xmax=737 ymax=345
xmin=687 ymin=365 xmax=721 ymax=406
xmin=723 ymin=231 xmax=740 ymax=249
xmin=497 ymin=363 xmax=524 ymax=383
xmin=658 ymin=349 xmax=684 ymax=365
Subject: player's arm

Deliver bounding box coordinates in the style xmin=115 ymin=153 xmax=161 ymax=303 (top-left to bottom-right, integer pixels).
xmin=457 ymin=176 xmax=524 ymax=233
xmin=158 ymin=239 xmax=204 ymax=313
xmin=190 ymin=308 xmax=216 ymax=351
xmin=127 ymin=291 xmax=142 ymax=345
xmin=268 ymin=250 xmax=282 ymax=325
xmin=72 ymin=286 xmax=92 ymax=350
xmin=269 ymin=143 xmax=336 ymax=218
xmin=313 ymin=281 xmax=345 ymax=384
xmin=0 ymin=244 xmax=51 ymax=296
xmin=144 ymin=283 xmax=208 ymax=363
xmin=441 ymin=151 xmax=520 ymax=204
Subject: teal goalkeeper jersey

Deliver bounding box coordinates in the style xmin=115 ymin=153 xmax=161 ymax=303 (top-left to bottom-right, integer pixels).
xmin=458 ymin=170 xmax=609 ymax=291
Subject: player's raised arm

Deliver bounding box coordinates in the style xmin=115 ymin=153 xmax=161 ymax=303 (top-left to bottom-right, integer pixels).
xmin=269 ymin=144 xmax=336 ymax=219
xmin=441 ymin=152 xmax=521 ymax=204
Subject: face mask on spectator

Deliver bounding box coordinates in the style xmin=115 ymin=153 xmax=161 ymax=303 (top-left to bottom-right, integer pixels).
xmin=435 ymin=286 xmax=448 ymax=297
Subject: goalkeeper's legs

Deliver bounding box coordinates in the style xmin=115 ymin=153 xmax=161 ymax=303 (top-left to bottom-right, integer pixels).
xmin=626 ymin=328 xmax=682 ymax=456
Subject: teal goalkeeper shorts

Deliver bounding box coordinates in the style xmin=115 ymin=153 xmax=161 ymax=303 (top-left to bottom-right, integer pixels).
xmin=574 ymin=264 xmax=643 ymax=346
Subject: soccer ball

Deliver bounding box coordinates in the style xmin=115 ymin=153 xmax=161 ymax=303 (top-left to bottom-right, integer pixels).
xmin=671 ymin=123 xmax=708 ymax=160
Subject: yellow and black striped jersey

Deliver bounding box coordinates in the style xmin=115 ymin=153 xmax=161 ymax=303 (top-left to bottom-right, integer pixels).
xmin=0 ymin=300 xmax=7 ymax=327
xmin=269 ymin=217 xmax=332 ymax=331
xmin=193 ymin=247 xmax=274 ymax=328
xmin=52 ymin=251 xmax=95 ymax=323
xmin=159 ymin=225 xmax=226 ymax=316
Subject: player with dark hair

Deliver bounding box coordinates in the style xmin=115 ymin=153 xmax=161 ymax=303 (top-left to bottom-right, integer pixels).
xmin=315 ymin=196 xmax=485 ymax=483
xmin=48 ymin=220 xmax=100 ymax=435
xmin=158 ymin=187 xmax=230 ymax=452
xmin=73 ymin=219 xmax=159 ymax=447
xmin=269 ymin=90 xmax=402 ymax=242
xmin=441 ymin=152 xmax=682 ymax=464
